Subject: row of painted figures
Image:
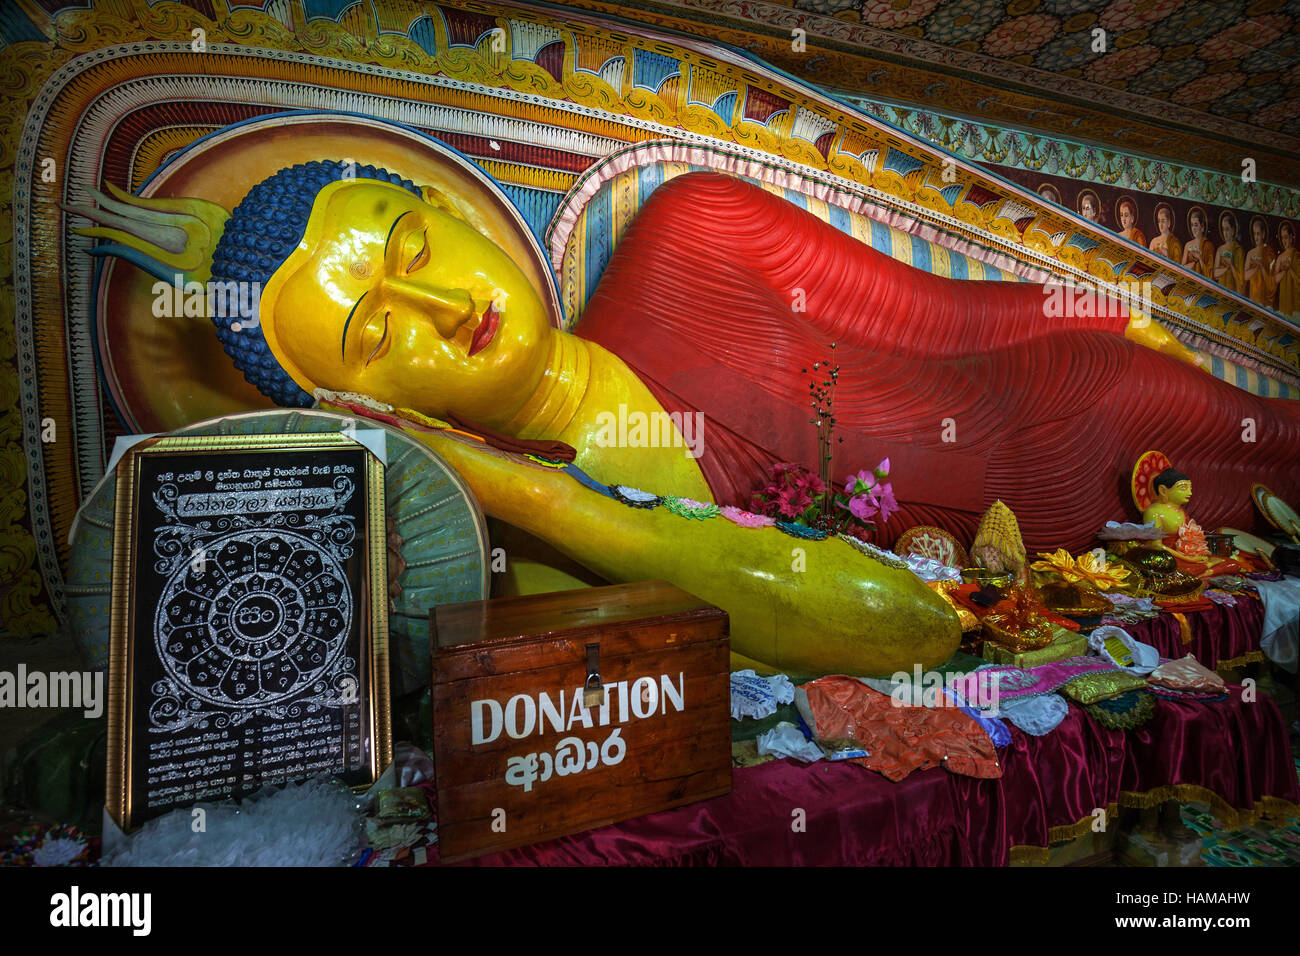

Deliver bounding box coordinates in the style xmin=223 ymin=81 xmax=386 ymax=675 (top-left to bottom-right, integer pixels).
xmin=1048 ymin=185 xmax=1297 ymax=315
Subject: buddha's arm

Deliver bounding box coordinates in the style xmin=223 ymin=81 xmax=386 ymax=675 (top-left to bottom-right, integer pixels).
xmin=406 ymin=424 xmax=960 ymax=676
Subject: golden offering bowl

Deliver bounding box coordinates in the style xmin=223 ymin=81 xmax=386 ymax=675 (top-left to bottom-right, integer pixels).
xmin=961 ymin=567 xmax=1014 ymax=589
xmin=1125 ymin=547 xmax=1176 ymax=573
xmin=1144 ymin=570 xmax=1204 ymax=605
xmin=1036 ymin=580 xmax=1112 ymax=617
xmin=982 ymin=613 xmax=1056 ymax=652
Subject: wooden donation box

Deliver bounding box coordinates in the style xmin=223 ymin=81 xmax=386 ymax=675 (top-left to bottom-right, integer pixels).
xmin=430 ymin=580 xmax=732 ymax=862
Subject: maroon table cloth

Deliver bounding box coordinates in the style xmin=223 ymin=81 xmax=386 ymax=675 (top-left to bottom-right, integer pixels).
xmin=430 ymin=688 xmax=1298 ymax=866
xmin=1125 ymin=596 xmax=1265 ymax=672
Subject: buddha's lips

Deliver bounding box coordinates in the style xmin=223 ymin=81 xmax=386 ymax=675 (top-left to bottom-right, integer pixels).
xmin=468 ymin=302 xmax=499 ymax=357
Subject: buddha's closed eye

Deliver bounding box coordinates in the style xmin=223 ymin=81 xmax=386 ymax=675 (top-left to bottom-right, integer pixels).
xmin=401 ymin=228 xmax=429 ymax=274
xmin=362 ymin=311 xmax=390 ymax=367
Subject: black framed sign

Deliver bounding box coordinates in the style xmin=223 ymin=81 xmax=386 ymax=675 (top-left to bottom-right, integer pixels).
xmin=107 ymin=433 xmax=391 ymax=831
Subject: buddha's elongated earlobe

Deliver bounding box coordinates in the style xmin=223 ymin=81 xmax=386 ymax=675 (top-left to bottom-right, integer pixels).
xmin=62 ymin=182 xmax=230 ymax=284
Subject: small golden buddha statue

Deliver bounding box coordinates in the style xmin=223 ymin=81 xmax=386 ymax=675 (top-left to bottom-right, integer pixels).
xmin=1141 ymin=467 xmax=1242 ymax=579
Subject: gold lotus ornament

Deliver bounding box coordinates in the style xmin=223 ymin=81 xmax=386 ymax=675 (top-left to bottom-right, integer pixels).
xmin=1030 ymin=548 xmax=1131 ymax=591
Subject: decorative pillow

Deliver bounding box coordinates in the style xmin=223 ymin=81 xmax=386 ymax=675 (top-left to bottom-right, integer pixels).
xmin=1148 ymin=654 xmax=1226 ymax=693
xmin=1059 ymin=670 xmax=1148 ymax=705
xmin=1085 ymin=689 xmax=1157 ymax=730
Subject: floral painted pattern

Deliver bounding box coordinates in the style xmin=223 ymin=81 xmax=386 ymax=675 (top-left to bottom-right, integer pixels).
xmin=1085 ymin=43 xmax=1161 ymax=84
xmin=1032 ymin=30 xmax=1104 ymax=73
xmin=922 ymin=0 xmax=1003 ymax=45
xmin=982 ymin=13 xmax=1059 ymax=57
xmin=795 ymin=0 xmax=864 ymax=15
xmin=861 ymin=0 xmax=940 ymax=29
xmin=1197 ymin=14 xmax=1290 ymax=62
xmin=1256 ymin=97 xmax=1300 ymax=128
xmin=783 ymin=0 xmax=1296 ymax=131
xmin=1125 ymin=54 xmax=1206 ymax=95
xmin=1170 ymin=70 xmax=1246 ymax=106
xmin=1146 ymin=0 xmax=1249 ymax=47
xmin=1209 ymin=84 xmax=1285 ymax=119
xmin=1099 ymin=0 xmax=1187 ymax=33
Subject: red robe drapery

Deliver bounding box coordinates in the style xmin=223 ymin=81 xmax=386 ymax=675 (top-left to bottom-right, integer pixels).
xmin=576 ymin=173 xmax=1300 ymax=553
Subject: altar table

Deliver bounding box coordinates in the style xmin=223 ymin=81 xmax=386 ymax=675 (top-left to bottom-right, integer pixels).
xmin=1126 ymin=596 xmax=1265 ymax=672
xmin=427 ymin=687 xmax=1299 ymax=867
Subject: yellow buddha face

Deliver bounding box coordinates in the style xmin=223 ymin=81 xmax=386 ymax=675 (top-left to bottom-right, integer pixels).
xmin=1158 ymin=479 xmax=1192 ymax=507
xmin=260 ymin=179 xmax=553 ymax=426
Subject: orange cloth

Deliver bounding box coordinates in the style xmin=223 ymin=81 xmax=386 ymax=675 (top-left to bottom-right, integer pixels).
xmin=950 ymin=582 xmax=1081 ymax=631
xmin=801 ymin=676 xmax=1001 ymax=782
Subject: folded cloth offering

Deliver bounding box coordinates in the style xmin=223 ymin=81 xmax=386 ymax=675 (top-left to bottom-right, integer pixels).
xmin=730 ymin=669 xmax=796 ymax=720
xmin=998 ymin=694 xmax=1070 ymax=736
xmin=795 ymin=676 xmax=1001 ymax=782
xmin=1148 ymin=654 xmax=1227 ymax=693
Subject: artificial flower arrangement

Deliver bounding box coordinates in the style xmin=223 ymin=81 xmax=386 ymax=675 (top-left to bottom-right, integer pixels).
xmin=1030 ymin=548 xmax=1132 ymax=591
xmin=749 ymin=458 xmax=898 ymax=538
xmin=1028 ymin=547 xmax=1133 ymax=617
xmin=745 ymin=348 xmax=900 ymax=538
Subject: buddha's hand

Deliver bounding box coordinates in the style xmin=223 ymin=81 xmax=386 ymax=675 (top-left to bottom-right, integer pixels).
xmin=65 ymin=183 xmax=230 ymax=283
xmin=392 ymin=417 xmax=961 ymax=677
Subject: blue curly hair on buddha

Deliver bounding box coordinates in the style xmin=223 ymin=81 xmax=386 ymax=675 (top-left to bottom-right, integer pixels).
xmin=210 ymin=160 xmax=422 ymax=407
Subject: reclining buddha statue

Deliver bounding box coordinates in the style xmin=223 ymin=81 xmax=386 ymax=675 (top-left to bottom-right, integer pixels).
xmin=77 ymin=159 xmax=1300 ymax=675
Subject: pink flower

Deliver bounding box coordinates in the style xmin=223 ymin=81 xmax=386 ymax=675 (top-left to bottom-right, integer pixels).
xmin=720 ymin=506 xmax=774 ymax=528
xmin=777 ymin=486 xmax=810 ymax=518
xmin=874 ymin=458 xmax=890 ymax=479
xmin=845 ymin=469 xmax=875 ymax=495
xmin=848 ymin=494 xmax=879 ymax=522
xmin=877 ymin=483 xmax=899 ymax=524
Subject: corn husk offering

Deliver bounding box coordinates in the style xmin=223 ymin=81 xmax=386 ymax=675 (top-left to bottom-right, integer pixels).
xmin=970 ymin=500 xmax=1026 ymax=576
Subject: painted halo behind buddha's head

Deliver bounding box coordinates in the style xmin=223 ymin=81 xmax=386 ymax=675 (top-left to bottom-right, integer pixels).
xmin=210 ymin=160 xmax=553 ymax=426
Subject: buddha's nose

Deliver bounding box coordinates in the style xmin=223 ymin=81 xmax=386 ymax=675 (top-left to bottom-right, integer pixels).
xmin=386 ymin=278 xmax=474 ymax=338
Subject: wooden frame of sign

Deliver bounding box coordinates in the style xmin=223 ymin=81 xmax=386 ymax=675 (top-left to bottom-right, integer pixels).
xmin=106 ymin=433 xmax=391 ymax=831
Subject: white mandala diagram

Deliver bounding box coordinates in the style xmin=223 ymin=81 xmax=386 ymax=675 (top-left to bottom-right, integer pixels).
xmin=154 ymin=529 xmax=352 ymax=710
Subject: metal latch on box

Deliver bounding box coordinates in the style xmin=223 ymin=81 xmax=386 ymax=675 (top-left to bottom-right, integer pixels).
xmin=584 ymin=642 xmax=603 ymax=708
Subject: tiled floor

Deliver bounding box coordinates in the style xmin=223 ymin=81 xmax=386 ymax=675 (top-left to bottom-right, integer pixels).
xmin=1179 ymin=750 xmax=1300 ymax=867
